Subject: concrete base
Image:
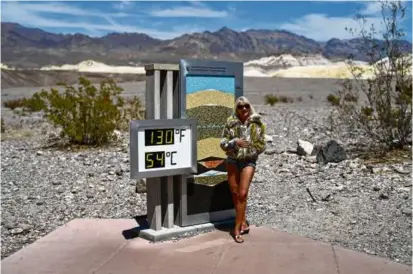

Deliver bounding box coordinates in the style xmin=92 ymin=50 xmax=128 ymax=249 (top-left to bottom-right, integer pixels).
xmin=136 ymin=217 xmax=234 ymax=242
xmin=2 ymin=219 xmax=411 ymax=274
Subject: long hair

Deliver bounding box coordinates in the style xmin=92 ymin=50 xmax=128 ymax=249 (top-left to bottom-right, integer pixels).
xmin=234 ymin=96 xmax=257 ymax=118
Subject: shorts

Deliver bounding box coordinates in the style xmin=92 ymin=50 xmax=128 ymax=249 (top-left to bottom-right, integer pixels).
xmin=226 ymin=157 xmax=256 ymax=170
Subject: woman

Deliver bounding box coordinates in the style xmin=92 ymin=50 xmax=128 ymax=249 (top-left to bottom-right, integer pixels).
xmin=220 ymin=96 xmax=267 ymax=243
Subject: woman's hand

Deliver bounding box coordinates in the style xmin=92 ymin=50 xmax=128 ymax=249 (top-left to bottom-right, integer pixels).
xmin=236 ymin=138 xmax=250 ymax=148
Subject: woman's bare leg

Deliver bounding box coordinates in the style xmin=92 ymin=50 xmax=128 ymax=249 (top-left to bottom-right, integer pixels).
xmin=237 ymin=166 xmax=255 ymax=236
xmin=227 ymin=163 xmax=240 ymax=233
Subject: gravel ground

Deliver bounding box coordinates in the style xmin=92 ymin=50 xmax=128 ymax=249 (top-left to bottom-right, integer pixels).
xmin=1 ymin=98 xmax=411 ymax=265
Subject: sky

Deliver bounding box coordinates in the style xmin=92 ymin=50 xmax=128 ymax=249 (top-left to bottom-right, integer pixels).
xmin=1 ymin=1 xmax=412 ymax=42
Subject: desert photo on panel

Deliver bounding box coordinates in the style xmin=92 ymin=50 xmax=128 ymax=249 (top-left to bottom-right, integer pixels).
xmin=185 ymin=75 xmax=235 ymax=186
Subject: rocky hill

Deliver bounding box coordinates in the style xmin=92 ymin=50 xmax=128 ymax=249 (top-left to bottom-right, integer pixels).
xmin=1 ymin=22 xmax=412 ymax=69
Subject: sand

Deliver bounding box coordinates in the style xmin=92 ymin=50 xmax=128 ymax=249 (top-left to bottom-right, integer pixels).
xmin=271 ymin=63 xmax=376 ymax=79
xmin=4 ymin=54 xmax=411 ymax=80
xmin=186 ymin=90 xmax=235 ymax=109
xmin=39 ymin=60 xmax=145 ymax=74
xmin=197 ymin=137 xmax=226 ymax=161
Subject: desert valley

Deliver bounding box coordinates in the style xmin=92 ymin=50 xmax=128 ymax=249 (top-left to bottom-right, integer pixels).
xmin=1 ymin=20 xmax=412 ymax=268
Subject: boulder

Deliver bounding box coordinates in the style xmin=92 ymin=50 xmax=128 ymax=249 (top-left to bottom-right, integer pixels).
xmin=316 ymin=140 xmax=347 ymax=163
xmin=135 ymin=179 xmax=147 ymax=193
xmin=297 ymin=139 xmax=314 ymax=156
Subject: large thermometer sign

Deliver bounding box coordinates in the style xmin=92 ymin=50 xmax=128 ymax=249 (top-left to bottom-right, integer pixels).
xmin=130 ymin=119 xmax=198 ymax=179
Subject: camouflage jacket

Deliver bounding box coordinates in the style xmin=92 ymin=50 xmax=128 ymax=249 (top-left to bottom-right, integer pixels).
xmin=220 ymin=113 xmax=266 ymax=161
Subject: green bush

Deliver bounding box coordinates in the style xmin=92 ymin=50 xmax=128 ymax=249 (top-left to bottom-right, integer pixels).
xmin=38 ymin=76 xmax=126 ymax=146
xmin=278 ymin=95 xmax=294 ymax=103
xmin=23 ymin=92 xmax=46 ymax=112
xmin=327 ymin=94 xmax=340 ymax=106
xmin=264 ymin=94 xmax=279 ymax=106
xmin=1 ymin=118 xmax=5 ymax=133
xmin=3 ymin=98 xmax=26 ymax=110
xmin=118 ymin=96 xmax=145 ymax=130
xmin=329 ymin=1 xmax=412 ymax=151
xmin=3 ymin=93 xmax=46 ymax=113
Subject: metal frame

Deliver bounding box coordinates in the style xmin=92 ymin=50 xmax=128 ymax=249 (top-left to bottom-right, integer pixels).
xmin=129 ymin=118 xmax=198 ymax=180
xmin=178 ymin=59 xmax=244 ymax=226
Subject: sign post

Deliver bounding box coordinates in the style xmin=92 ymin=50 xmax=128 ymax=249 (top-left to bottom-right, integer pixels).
xmin=131 ymin=61 xmax=243 ymax=237
xmin=140 ymin=64 xmax=182 ymax=231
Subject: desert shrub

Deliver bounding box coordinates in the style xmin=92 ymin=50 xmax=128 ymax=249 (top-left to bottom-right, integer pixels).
xmin=343 ymin=93 xmax=358 ymax=103
xmin=264 ymin=94 xmax=279 ymax=106
xmin=1 ymin=118 xmax=5 ymax=133
xmin=329 ymin=0 xmax=412 ymax=151
xmin=118 ymin=96 xmax=145 ymax=130
xmin=309 ymin=94 xmax=314 ymax=100
xmin=38 ymin=76 xmax=125 ymax=145
xmin=278 ymin=95 xmax=294 ymax=103
xmin=327 ymin=94 xmax=340 ymax=106
xmin=3 ymin=93 xmax=46 ymax=113
xmin=3 ymin=98 xmax=26 ymax=110
xmin=23 ymin=92 xmax=46 ymax=112
xmin=296 ymin=96 xmax=303 ymax=102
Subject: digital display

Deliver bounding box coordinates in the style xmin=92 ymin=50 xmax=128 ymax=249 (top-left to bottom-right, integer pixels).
xmin=130 ymin=119 xmax=197 ymax=179
xmin=145 ymin=151 xmax=178 ymax=169
xmin=145 ymin=128 xmax=175 ymax=146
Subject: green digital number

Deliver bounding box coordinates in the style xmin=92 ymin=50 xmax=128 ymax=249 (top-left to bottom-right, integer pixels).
xmin=156 ymin=129 xmax=163 ymax=145
xmin=145 ymin=151 xmax=166 ymax=169
xmin=146 ymin=152 xmax=154 ymax=168
xmin=156 ymin=152 xmax=164 ymax=166
xmin=145 ymin=129 xmax=175 ymax=146
xmin=165 ymin=129 xmax=173 ymax=144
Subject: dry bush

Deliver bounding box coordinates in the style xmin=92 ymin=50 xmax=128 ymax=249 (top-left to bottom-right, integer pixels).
xmin=264 ymin=94 xmax=279 ymax=106
xmin=118 ymin=96 xmax=145 ymax=131
xmin=1 ymin=118 xmax=5 ymax=133
xmin=3 ymin=98 xmax=26 ymax=110
xmin=327 ymin=94 xmax=340 ymax=106
xmin=38 ymin=76 xmax=127 ymax=146
xmin=264 ymin=94 xmax=295 ymax=105
xmin=278 ymin=95 xmax=295 ymax=103
xmin=329 ymin=0 xmax=412 ymax=151
xmin=23 ymin=92 xmax=46 ymax=112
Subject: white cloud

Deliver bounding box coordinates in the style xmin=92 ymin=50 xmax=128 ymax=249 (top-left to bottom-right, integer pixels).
xmin=6 ymin=2 xmax=128 ymax=18
xmin=113 ymin=0 xmax=134 ymax=11
xmin=279 ymin=13 xmax=385 ymax=41
xmin=276 ymin=1 xmax=395 ymax=41
xmin=0 ymin=1 xmax=192 ymax=39
xmin=149 ymin=6 xmax=228 ymax=18
xmin=360 ymin=1 xmax=383 ymax=16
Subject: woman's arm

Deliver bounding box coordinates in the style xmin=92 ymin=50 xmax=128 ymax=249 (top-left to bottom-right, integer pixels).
xmin=251 ymin=122 xmax=266 ymax=155
xmin=220 ymin=122 xmax=238 ymax=153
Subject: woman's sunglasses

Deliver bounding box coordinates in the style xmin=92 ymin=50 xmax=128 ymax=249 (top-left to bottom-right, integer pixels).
xmin=237 ymin=104 xmax=250 ymax=110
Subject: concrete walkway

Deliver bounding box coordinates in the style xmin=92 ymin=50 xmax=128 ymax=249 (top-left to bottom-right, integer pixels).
xmin=1 ymin=219 xmax=411 ymax=274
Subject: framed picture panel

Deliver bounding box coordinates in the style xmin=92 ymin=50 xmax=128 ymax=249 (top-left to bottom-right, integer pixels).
xmin=177 ymin=59 xmax=243 ymax=226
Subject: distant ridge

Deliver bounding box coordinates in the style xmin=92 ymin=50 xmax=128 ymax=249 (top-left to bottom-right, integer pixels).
xmin=2 ymin=22 xmax=412 ymax=69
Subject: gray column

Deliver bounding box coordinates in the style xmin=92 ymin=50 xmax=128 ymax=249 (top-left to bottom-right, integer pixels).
xmin=145 ymin=69 xmax=162 ymax=231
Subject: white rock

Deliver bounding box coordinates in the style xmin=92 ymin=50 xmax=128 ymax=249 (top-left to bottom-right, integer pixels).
xmin=297 ymin=139 xmax=314 ymax=156
xmin=265 ymin=134 xmax=273 ymax=143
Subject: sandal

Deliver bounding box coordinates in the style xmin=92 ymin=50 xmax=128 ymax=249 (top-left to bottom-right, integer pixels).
xmin=234 ymin=234 xmax=244 ymax=243
xmin=240 ymin=221 xmax=250 ymax=235
xmin=231 ymin=229 xmax=244 ymax=243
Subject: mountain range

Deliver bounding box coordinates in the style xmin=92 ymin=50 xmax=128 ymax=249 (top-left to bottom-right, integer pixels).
xmin=1 ymin=22 xmax=412 ymax=69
